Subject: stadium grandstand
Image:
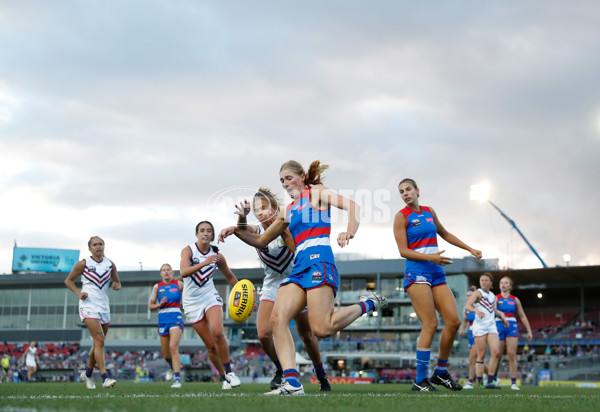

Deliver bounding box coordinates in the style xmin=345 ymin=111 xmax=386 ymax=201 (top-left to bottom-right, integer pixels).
xmin=1 ymin=257 xmax=599 ymax=384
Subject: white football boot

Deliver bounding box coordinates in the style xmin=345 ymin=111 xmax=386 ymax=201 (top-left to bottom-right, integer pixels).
xmin=165 ymin=368 xmax=174 ymax=381
xmin=264 ymin=381 xmax=305 ymax=396
xmin=102 ymin=378 xmax=117 ymax=388
xmin=80 ymin=371 xmax=96 ymax=389
xmin=226 ymin=372 xmax=241 ymax=388
xmin=358 ymin=290 xmax=388 ymax=311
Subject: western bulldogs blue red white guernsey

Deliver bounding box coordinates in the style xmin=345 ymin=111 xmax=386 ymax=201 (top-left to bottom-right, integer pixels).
xmin=496 ymin=294 xmax=517 ymax=321
xmin=400 ymin=206 xmax=445 ymax=290
xmin=79 ymin=256 xmax=113 ymax=323
xmin=496 ymin=294 xmax=519 ymax=339
xmin=284 ymin=187 xmax=338 ymax=292
xmin=157 ymin=281 xmax=184 ymax=336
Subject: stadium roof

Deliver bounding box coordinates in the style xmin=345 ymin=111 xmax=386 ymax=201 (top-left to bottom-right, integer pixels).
xmin=465 ymin=265 xmax=600 ymax=290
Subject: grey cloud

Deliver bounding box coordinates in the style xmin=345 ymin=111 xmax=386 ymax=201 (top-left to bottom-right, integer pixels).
xmin=1 ymin=1 xmax=599 ymax=271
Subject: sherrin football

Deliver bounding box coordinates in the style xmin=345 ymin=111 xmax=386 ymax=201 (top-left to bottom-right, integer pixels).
xmin=228 ymin=279 xmax=256 ymax=323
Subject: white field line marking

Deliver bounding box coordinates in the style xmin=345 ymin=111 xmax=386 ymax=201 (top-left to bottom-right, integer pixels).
xmin=4 ymin=393 xmax=599 ymax=400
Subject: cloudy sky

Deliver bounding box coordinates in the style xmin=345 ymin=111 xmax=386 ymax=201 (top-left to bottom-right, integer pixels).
xmin=1 ymin=0 xmax=599 ymax=275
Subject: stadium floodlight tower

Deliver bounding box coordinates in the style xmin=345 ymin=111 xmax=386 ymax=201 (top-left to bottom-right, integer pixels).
xmin=470 ymin=182 xmax=547 ymax=268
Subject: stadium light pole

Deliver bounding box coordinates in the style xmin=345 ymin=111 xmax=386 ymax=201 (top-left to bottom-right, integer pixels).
xmin=470 ymin=182 xmax=548 ymax=269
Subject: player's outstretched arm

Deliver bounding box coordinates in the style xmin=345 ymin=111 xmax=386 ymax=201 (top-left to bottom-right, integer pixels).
xmin=431 ymin=208 xmax=482 ymax=260
xmin=221 ymin=209 xmax=287 ymax=249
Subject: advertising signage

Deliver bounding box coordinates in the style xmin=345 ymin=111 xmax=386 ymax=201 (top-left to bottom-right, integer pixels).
xmin=12 ymin=247 xmax=80 ymax=273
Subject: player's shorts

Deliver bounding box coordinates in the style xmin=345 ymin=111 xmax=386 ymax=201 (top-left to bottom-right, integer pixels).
xmin=468 ymin=329 xmax=475 ymax=349
xmin=260 ymin=272 xmax=287 ymax=303
xmin=259 ymin=275 xmax=308 ymax=315
xmin=496 ymin=319 xmax=519 ymax=340
xmin=472 ymin=320 xmax=498 ymax=337
xmin=25 ymin=358 xmax=36 ymax=368
xmin=281 ymin=262 xmax=339 ymax=296
xmin=158 ymin=312 xmax=184 ymax=336
xmin=403 ymin=271 xmax=446 ymax=290
xmin=184 ymin=292 xmax=223 ymax=324
xmin=79 ymin=305 xmax=110 ymax=324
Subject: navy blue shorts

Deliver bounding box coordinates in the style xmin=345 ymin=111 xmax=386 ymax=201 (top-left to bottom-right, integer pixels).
xmin=158 ymin=312 xmax=184 ymax=337
xmin=497 ymin=320 xmax=518 ymax=340
xmin=281 ymin=262 xmax=339 ymax=296
xmin=403 ymin=271 xmax=446 ymax=290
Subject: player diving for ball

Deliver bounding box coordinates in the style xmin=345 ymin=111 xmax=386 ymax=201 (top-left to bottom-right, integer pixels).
xmin=222 ymin=187 xmax=332 ymax=391
xmin=219 ymin=160 xmax=387 ymax=395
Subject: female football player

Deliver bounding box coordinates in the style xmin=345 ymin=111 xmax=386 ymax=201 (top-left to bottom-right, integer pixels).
xmin=21 ymin=341 xmax=40 ymax=382
xmin=219 ymin=160 xmax=386 ymax=395
xmin=223 ymin=187 xmax=331 ymax=391
xmin=465 ymin=272 xmax=509 ymax=389
xmin=149 ymin=263 xmax=184 ymax=388
xmin=493 ymin=276 xmax=533 ymax=390
xmin=180 ymin=221 xmax=240 ymax=390
xmin=393 ymin=178 xmax=482 ymax=392
xmin=65 ymin=236 xmax=120 ymax=389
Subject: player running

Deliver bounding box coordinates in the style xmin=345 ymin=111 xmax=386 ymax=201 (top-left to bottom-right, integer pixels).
xmin=65 ymin=236 xmax=120 ymax=389
xmin=180 ymin=221 xmax=240 ymax=390
xmin=21 ymin=341 xmax=40 ymax=382
xmin=149 ymin=263 xmax=184 ymax=388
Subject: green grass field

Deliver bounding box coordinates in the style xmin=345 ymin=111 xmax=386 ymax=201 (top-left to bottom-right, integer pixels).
xmin=1 ymin=382 xmax=599 ymax=412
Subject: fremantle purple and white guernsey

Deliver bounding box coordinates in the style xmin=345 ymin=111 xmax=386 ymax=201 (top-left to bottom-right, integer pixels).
xmin=81 ymin=256 xmax=114 ymax=311
xmin=473 ymin=288 xmax=497 ymax=328
xmin=256 ymin=225 xmax=294 ymax=277
xmin=182 ymin=244 xmax=219 ymax=302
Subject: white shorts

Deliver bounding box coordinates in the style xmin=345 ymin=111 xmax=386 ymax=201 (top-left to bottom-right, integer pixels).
xmin=259 ymin=275 xmax=308 ymax=315
xmin=184 ymin=293 xmax=224 ymax=324
xmin=79 ymin=306 xmax=110 ymax=324
xmin=260 ymin=273 xmax=286 ymax=302
xmin=472 ymin=320 xmax=498 ymax=337
xmin=25 ymin=358 xmax=36 ymax=368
